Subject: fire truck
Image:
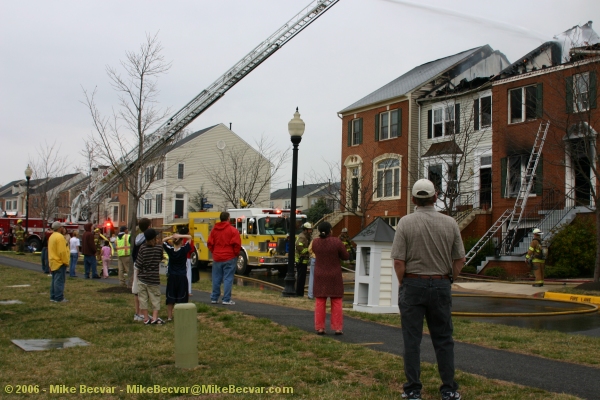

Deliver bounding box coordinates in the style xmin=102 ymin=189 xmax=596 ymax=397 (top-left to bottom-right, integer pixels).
xmin=0 ymin=217 xmax=80 ymax=251
xmin=166 ymin=208 xmax=307 ymax=275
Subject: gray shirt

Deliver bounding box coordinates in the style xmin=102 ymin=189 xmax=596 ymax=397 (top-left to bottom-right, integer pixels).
xmin=391 ymin=205 xmax=465 ymax=275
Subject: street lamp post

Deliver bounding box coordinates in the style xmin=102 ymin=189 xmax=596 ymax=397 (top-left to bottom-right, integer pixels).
xmin=282 ymin=108 xmax=305 ymax=297
xmin=24 ymin=165 xmax=32 ymax=237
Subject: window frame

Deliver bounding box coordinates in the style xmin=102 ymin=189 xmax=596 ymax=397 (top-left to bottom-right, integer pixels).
xmin=155 ymin=193 xmax=163 ymax=214
xmin=509 ymin=85 xmax=538 ymax=124
xmin=373 ymin=154 xmax=402 ymax=201
xmin=573 ymin=72 xmax=590 ymax=113
xmin=351 ymin=118 xmax=362 ymax=146
xmin=177 ymin=163 xmax=185 ymax=180
xmin=431 ymin=104 xmax=455 ymax=138
xmin=377 ymin=109 xmax=400 ymax=141
xmin=144 ymin=198 xmax=152 ymax=215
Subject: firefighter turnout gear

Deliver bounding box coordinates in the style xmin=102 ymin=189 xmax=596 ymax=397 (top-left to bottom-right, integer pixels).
xmin=295 ymin=229 xmax=312 ymax=296
xmin=14 ymin=222 xmax=25 ymax=254
xmin=526 ymin=235 xmax=545 ymax=287
xmin=116 ymin=232 xmax=132 ymax=287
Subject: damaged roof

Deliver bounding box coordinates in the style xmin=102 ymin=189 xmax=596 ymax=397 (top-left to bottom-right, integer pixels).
xmin=339 ymin=46 xmax=486 ymax=114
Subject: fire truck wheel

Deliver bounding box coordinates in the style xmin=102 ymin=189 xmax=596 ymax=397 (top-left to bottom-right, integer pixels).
xmin=190 ymin=250 xmax=198 ymax=268
xmin=28 ymin=237 xmax=42 ymax=252
xmin=236 ymin=252 xmax=251 ymax=275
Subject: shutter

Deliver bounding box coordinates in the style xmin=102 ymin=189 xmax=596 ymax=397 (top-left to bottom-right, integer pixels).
xmin=536 ymin=83 xmax=543 ymax=118
xmin=566 ymin=76 xmax=573 ymax=113
xmin=473 ymin=99 xmax=479 ymax=131
xmin=590 ymin=71 xmax=597 ymax=109
xmin=427 ymin=110 xmax=432 ymax=139
xmin=347 ymin=120 xmax=352 ymax=146
xmin=398 ymin=108 xmax=402 ymax=137
xmin=358 ymin=118 xmax=363 ymax=144
xmin=375 ymin=113 xmax=379 ymax=142
xmin=454 ymin=103 xmax=461 ymax=134
xmin=535 ymin=155 xmax=543 ymax=195
xmin=501 ymin=157 xmax=507 ymax=198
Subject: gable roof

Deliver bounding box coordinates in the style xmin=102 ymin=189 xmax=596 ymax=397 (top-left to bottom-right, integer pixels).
xmin=339 ymin=46 xmax=485 ymax=114
xmin=352 ymin=217 xmax=396 ymax=243
xmin=167 ymin=124 xmax=218 ymax=152
xmin=29 ymin=173 xmax=79 ymax=195
xmin=270 ymin=183 xmax=331 ymax=200
xmin=0 ymin=180 xmax=23 ymax=197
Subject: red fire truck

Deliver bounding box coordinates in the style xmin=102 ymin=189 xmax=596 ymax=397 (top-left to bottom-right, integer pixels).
xmin=0 ymin=217 xmax=79 ymax=252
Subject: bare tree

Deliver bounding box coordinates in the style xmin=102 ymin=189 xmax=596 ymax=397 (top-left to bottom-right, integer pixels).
xmin=204 ymin=136 xmax=289 ymax=209
xmin=82 ymin=32 xmax=172 ymax=232
xmin=27 ymin=141 xmax=70 ymax=225
xmin=188 ymin=185 xmax=209 ymax=212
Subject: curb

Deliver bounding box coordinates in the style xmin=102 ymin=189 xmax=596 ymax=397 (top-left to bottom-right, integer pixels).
xmin=544 ymin=291 xmax=600 ymax=305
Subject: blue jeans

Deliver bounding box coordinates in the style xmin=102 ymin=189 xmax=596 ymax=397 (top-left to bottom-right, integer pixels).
xmin=307 ymin=257 xmax=316 ymax=299
xmin=211 ymin=258 xmax=236 ymax=302
xmin=50 ymin=265 xmax=67 ymax=301
xmin=41 ymin=248 xmax=49 ymax=274
xmin=84 ymin=255 xmax=98 ymax=278
xmin=69 ymin=253 xmax=78 ymax=276
xmin=399 ymin=277 xmax=457 ymax=395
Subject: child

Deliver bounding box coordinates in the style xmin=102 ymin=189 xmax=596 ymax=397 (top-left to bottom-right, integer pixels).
xmin=101 ymin=240 xmax=112 ymax=278
xmin=135 ymin=228 xmax=165 ymax=325
xmin=163 ymin=232 xmax=192 ymax=321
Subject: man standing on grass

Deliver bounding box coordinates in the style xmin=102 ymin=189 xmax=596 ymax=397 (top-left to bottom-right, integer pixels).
xmin=116 ymin=226 xmax=132 ymax=288
xmin=208 ymin=212 xmax=241 ymax=305
xmin=81 ymin=223 xmax=101 ymax=279
xmin=48 ymin=221 xmax=70 ymax=303
xmin=391 ymin=179 xmax=465 ymax=400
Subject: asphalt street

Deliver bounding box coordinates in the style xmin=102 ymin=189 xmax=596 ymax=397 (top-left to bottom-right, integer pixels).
xmin=1 ymin=255 xmax=598 ymax=400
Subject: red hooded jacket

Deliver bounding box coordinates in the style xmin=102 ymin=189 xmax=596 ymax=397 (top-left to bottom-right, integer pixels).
xmin=207 ymin=221 xmax=241 ymax=262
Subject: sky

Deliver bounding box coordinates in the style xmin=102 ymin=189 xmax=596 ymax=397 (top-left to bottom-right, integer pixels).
xmin=1 ymin=0 xmax=599 ymax=190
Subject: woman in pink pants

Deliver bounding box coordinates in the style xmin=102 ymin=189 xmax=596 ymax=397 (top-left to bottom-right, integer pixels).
xmin=101 ymin=240 xmax=112 ymax=278
xmin=311 ymin=221 xmax=349 ymax=335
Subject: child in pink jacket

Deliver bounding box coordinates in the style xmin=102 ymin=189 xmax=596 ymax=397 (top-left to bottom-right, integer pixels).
xmin=101 ymin=240 xmax=112 ymax=278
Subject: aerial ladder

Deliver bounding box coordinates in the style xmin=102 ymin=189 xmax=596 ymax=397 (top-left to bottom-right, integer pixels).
xmin=464 ymin=121 xmax=550 ymax=267
xmin=74 ymin=0 xmax=340 ymax=220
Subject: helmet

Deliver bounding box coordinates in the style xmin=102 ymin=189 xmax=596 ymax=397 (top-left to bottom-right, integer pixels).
xmin=17 ymin=219 xmax=23 ymax=224
xmin=94 ymin=228 xmax=100 ymax=233
xmin=532 ymin=228 xmax=543 ymax=235
xmin=341 ymin=228 xmax=348 ymax=233
xmin=303 ymin=222 xmax=312 ymax=229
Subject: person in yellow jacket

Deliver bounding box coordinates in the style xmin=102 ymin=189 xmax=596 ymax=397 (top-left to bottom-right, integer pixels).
xmin=116 ymin=226 xmax=132 ymax=288
xmin=49 ymin=221 xmax=70 ymax=302
xmin=525 ymin=228 xmax=545 ymax=287
xmin=14 ymin=219 xmax=26 ymax=254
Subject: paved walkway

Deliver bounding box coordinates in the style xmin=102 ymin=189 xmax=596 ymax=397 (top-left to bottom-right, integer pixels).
xmin=1 ymin=255 xmax=598 ymax=400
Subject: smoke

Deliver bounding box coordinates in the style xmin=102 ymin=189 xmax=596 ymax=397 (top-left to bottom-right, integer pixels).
xmin=382 ymin=0 xmax=551 ymax=42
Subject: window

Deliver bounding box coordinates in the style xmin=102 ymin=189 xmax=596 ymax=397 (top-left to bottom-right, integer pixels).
xmin=428 ymin=164 xmax=443 ymax=192
xmin=381 ymin=216 xmax=400 ymax=230
xmin=144 ymin=166 xmax=154 ymax=183
xmin=177 ymin=163 xmax=184 ymax=179
xmin=375 ymin=158 xmax=400 ymax=199
xmin=428 ymin=104 xmax=458 ymax=138
xmin=156 ymin=163 xmax=164 ymax=180
xmin=284 ymin=200 xmax=291 ymax=209
xmin=120 ymin=205 xmax=126 ymax=222
xmin=509 ymin=85 xmax=541 ymax=123
xmin=501 ymin=155 xmax=542 ymax=198
xmin=567 ymin=72 xmax=597 ymax=113
xmin=347 ymin=118 xmax=363 ymax=146
xmin=113 ymin=206 xmax=119 ymax=221
xmin=376 ymin=109 xmax=401 ymax=141
xmin=155 ymin=193 xmax=163 ymax=214
xmin=144 ymin=198 xmax=152 ymax=215
xmin=474 ymin=95 xmax=492 ymax=130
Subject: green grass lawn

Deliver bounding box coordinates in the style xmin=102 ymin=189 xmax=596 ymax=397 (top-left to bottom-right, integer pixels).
xmin=0 ymin=261 xmax=586 ymax=399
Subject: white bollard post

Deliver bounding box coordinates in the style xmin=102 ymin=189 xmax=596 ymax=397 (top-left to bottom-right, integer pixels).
xmin=174 ymin=303 xmax=197 ymax=368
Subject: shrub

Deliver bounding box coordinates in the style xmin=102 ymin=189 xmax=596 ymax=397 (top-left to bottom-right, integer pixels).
xmin=463 ymin=236 xmax=496 ymax=268
xmin=483 ymin=266 xmax=508 ymax=279
xmin=461 ymin=265 xmax=477 ymax=274
xmin=546 ymin=217 xmax=596 ymax=278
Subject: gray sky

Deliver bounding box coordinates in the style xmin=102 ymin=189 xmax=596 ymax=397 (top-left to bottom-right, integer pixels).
xmin=2 ymin=0 xmax=599 ymax=190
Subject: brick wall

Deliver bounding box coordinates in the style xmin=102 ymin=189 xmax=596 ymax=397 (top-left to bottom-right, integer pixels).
xmin=460 ymin=213 xmax=493 ymax=241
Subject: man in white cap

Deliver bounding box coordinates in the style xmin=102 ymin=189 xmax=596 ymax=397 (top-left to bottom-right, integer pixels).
xmin=48 ymin=221 xmax=70 ymax=302
xmin=391 ymin=179 xmax=465 ymax=400
xmin=295 ymin=222 xmax=313 ymax=296
xmin=525 ymin=228 xmax=545 ymax=287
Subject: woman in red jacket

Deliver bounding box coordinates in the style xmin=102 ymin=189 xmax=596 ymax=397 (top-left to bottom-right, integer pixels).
xmin=311 ymin=221 xmax=349 ymax=335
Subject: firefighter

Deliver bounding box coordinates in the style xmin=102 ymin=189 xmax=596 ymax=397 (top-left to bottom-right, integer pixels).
xmin=116 ymin=226 xmax=132 ymax=288
xmin=14 ymin=219 xmax=26 ymax=254
xmin=94 ymin=228 xmax=103 ymax=263
xmin=295 ymin=222 xmax=313 ymax=296
xmin=338 ymin=228 xmax=356 ymax=262
xmin=525 ymin=228 xmax=545 ymax=287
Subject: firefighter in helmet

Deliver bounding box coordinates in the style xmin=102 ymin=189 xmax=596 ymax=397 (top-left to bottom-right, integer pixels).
xmin=14 ymin=219 xmax=26 ymax=254
xmin=338 ymin=227 xmax=356 ymax=262
xmin=525 ymin=228 xmax=545 ymax=287
xmin=94 ymin=228 xmax=103 ymax=262
xmin=295 ymin=222 xmax=313 ymax=296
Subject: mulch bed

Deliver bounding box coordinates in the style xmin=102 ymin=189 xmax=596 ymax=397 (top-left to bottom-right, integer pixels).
xmin=574 ymin=281 xmax=600 ymax=291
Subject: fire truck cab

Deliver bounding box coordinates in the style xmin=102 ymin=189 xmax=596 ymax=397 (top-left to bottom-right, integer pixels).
xmin=168 ymin=208 xmax=307 ymax=275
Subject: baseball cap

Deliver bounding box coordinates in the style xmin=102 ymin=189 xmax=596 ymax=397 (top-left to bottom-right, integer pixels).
xmin=144 ymin=228 xmax=157 ymax=241
xmin=412 ymin=179 xmax=436 ymax=198
xmin=119 ymin=226 xmax=127 ymax=232
xmin=532 ymin=228 xmax=543 ymax=235
xmin=51 ymin=221 xmax=63 ymax=230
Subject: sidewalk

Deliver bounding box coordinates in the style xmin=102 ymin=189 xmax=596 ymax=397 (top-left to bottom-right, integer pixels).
xmin=453 ymin=281 xmax=554 ymax=296
xmin=2 ymin=255 xmax=598 ymax=400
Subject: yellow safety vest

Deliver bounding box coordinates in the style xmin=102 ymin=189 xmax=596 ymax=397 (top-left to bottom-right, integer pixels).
xmin=116 ymin=234 xmax=130 ymax=257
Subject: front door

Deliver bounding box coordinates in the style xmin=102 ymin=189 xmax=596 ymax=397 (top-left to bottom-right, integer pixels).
xmin=479 ymin=167 xmax=492 ymax=209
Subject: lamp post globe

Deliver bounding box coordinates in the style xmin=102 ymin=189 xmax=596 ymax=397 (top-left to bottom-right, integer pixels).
xmin=282 ymin=108 xmax=305 ymax=297
xmin=24 ymin=165 xmax=33 ymax=243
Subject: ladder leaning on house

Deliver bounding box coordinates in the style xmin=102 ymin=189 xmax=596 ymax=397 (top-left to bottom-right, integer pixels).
xmin=464 ymin=121 xmax=550 ymax=266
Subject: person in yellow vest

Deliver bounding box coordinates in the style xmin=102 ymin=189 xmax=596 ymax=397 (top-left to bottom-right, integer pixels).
xmin=295 ymin=222 xmax=313 ymax=296
xmin=49 ymin=221 xmax=70 ymax=302
xmin=525 ymin=228 xmax=545 ymax=287
xmin=116 ymin=226 xmax=132 ymax=288
xmin=14 ymin=219 xmax=26 ymax=254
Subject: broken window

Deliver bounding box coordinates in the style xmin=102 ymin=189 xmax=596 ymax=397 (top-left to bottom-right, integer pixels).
xmin=428 ymin=164 xmax=443 ymax=192
xmin=509 ymin=85 xmax=541 ymax=123
xmin=507 ymin=156 xmax=523 ymax=197
xmin=480 ymin=96 xmax=491 ymax=128
xmin=573 ymin=73 xmax=590 ymax=112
